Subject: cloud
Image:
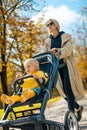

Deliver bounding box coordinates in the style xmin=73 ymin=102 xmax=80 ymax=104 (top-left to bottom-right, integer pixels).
xmin=32 ymin=5 xmax=80 ymax=26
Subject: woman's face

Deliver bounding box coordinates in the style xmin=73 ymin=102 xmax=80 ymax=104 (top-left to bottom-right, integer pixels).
xmin=47 ymin=22 xmax=57 ymax=33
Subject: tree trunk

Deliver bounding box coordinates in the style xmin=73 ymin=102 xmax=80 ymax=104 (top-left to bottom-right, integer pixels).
xmin=1 ymin=66 xmax=8 ymax=95
xmin=1 ymin=21 xmax=8 ymax=95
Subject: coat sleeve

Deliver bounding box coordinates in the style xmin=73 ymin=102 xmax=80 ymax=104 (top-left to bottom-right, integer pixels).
xmin=59 ymin=33 xmax=73 ymax=59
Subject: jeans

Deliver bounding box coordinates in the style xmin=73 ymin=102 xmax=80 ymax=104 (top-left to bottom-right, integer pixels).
xmin=58 ymin=64 xmax=79 ymax=112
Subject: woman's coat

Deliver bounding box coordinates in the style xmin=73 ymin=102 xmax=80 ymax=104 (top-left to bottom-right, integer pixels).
xmin=39 ymin=33 xmax=85 ymax=100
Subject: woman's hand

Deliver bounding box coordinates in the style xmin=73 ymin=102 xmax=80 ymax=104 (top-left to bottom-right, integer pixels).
xmin=50 ymin=48 xmax=57 ymax=53
xmin=50 ymin=48 xmax=58 ymax=57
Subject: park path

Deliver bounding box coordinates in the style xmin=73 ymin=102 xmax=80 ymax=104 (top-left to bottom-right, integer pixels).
xmin=45 ymin=95 xmax=87 ymax=130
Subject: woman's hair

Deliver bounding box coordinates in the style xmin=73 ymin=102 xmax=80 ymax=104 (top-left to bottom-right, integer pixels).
xmin=24 ymin=58 xmax=39 ymax=70
xmin=46 ymin=19 xmax=60 ymax=31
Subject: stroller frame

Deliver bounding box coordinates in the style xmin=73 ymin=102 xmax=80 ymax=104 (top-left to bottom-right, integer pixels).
xmin=0 ymin=51 xmax=78 ymax=130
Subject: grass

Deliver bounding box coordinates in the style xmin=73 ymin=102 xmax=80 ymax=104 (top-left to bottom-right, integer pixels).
xmin=0 ymin=96 xmax=61 ymax=120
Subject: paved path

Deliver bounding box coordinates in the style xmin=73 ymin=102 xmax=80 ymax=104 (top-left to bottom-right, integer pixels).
xmin=45 ymin=95 xmax=87 ymax=130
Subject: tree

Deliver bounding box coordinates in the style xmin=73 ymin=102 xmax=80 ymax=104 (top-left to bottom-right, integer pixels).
xmin=74 ymin=6 xmax=87 ymax=89
xmin=0 ymin=0 xmax=46 ymax=95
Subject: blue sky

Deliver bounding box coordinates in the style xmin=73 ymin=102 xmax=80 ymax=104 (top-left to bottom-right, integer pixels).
xmin=46 ymin=0 xmax=86 ymax=13
xmin=32 ymin=0 xmax=87 ymax=34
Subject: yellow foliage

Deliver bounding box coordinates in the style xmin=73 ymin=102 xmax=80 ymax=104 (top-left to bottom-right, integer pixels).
xmin=0 ymin=37 xmax=4 ymax=43
xmin=75 ymin=45 xmax=87 ymax=83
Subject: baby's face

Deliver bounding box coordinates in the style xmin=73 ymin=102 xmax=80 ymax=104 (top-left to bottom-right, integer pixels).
xmin=25 ymin=62 xmax=37 ymax=74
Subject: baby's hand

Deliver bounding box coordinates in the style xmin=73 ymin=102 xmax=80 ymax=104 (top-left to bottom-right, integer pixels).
xmin=16 ymin=72 xmax=21 ymax=78
xmin=33 ymin=74 xmax=40 ymax=80
xmin=33 ymin=74 xmax=42 ymax=83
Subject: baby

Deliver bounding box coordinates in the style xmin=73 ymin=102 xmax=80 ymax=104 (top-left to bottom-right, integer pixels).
xmin=1 ymin=58 xmax=48 ymax=105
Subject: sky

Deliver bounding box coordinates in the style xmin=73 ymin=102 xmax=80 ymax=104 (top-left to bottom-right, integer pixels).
xmin=32 ymin=0 xmax=87 ymax=34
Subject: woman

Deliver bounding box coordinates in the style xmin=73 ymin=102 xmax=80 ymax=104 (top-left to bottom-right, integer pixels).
xmin=40 ymin=19 xmax=85 ymax=121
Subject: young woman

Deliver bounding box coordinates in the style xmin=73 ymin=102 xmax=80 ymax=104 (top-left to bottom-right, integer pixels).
xmin=40 ymin=18 xmax=85 ymax=122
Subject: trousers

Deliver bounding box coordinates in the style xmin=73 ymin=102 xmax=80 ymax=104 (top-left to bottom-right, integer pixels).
xmin=58 ymin=64 xmax=79 ymax=112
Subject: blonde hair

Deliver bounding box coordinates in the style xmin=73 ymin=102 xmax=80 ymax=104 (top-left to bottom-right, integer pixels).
xmin=45 ymin=19 xmax=60 ymax=31
xmin=24 ymin=58 xmax=39 ymax=70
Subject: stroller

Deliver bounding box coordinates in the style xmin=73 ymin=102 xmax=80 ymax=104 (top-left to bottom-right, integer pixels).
xmin=0 ymin=51 xmax=79 ymax=130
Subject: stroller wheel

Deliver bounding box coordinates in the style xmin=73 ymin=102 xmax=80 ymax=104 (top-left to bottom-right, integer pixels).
xmin=64 ymin=110 xmax=79 ymax=130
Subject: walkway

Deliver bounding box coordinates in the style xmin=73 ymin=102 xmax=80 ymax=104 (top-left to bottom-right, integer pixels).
xmin=45 ymin=95 xmax=87 ymax=130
